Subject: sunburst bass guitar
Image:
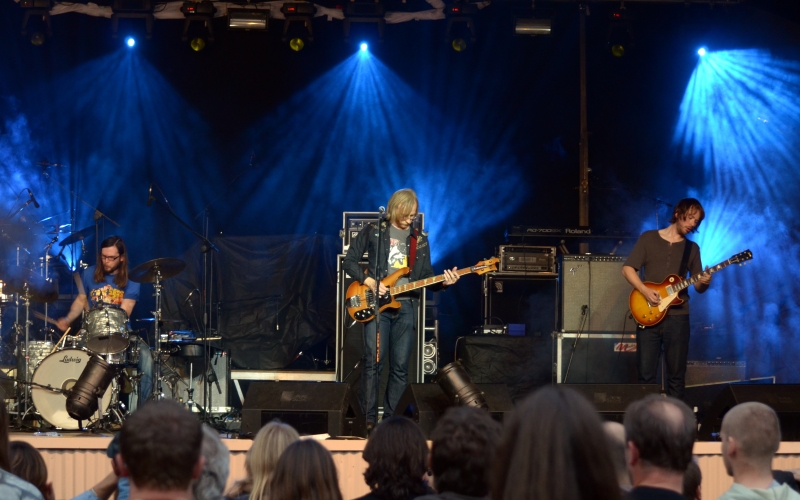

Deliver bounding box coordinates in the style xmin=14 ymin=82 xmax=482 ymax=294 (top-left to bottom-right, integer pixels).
xmin=345 ymin=258 xmax=499 ymax=323
xmin=629 ymin=250 xmax=752 ymax=327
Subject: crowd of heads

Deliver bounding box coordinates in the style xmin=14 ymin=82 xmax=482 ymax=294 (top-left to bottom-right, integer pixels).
xmin=0 ymin=385 xmax=793 ymax=500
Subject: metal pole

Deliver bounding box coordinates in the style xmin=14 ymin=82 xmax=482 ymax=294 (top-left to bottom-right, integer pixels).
xmin=578 ymin=4 xmax=590 ymax=254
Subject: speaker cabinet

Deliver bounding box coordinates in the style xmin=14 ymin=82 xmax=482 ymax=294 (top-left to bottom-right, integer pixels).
xmin=561 ymin=384 xmax=661 ymax=421
xmin=555 ymin=332 xmax=638 ymax=384
xmin=561 ymin=255 xmax=631 ymax=332
xmin=697 ymin=384 xmax=800 ymax=441
xmin=393 ymin=383 xmax=514 ymax=438
xmin=686 ymin=360 xmax=746 ymax=387
xmin=335 ymin=256 xmax=425 ymax=408
xmin=482 ymin=274 xmax=557 ymax=337
xmin=163 ymin=350 xmax=230 ymax=413
xmin=241 ymin=381 xmax=364 ymax=437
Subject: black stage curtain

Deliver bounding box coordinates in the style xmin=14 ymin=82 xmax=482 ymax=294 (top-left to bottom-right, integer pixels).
xmin=161 ymin=235 xmax=339 ymax=370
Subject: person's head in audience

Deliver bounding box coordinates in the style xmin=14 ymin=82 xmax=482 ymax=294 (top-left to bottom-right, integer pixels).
xmin=269 ymin=439 xmax=342 ymax=500
xmin=193 ymin=424 xmax=230 ymax=500
xmin=116 ymin=400 xmax=204 ymax=499
xmin=623 ymin=394 xmax=696 ymax=494
xmin=245 ymin=421 xmax=300 ymax=500
xmin=360 ymin=416 xmax=429 ymax=500
xmin=9 ymin=441 xmax=52 ymax=499
xmin=0 ymin=389 xmax=9 ymax=471
xmin=683 ymin=457 xmax=702 ymax=500
xmin=603 ymin=421 xmax=632 ymax=492
xmin=429 ymin=406 xmax=502 ymax=497
xmin=491 ymin=386 xmax=622 ymax=500
xmin=720 ymin=402 xmax=781 ymax=483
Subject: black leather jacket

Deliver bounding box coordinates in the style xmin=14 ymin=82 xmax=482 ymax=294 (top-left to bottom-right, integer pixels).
xmin=343 ymin=221 xmax=442 ymax=300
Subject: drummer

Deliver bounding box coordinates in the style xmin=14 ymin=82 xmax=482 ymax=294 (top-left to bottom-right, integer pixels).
xmin=55 ymin=236 xmax=153 ymax=406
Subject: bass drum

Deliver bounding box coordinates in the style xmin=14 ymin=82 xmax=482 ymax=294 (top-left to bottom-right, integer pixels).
xmin=31 ymin=349 xmax=113 ymax=429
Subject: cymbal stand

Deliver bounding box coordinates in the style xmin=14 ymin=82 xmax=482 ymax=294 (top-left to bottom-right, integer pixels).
xmin=151 ymin=268 xmax=165 ymax=400
xmin=19 ymin=287 xmax=32 ymax=426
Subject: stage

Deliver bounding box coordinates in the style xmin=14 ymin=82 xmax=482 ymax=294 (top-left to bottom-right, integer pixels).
xmin=12 ymin=433 xmax=800 ymax=500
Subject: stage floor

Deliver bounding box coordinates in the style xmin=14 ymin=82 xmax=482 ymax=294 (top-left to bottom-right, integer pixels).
xmin=11 ymin=433 xmax=800 ymax=500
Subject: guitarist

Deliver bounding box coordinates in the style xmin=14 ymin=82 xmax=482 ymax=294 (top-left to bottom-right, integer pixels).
xmin=343 ymin=189 xmax=459 ymax=433
xmin=621 ymin=198 xmax=712 ymax=401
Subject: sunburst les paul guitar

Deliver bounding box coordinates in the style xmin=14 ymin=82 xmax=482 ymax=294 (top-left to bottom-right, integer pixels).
xmin=629 ymin=250 xmax=753 ymax=327
xmin=345 ymin=258 xmax=499 ymax=323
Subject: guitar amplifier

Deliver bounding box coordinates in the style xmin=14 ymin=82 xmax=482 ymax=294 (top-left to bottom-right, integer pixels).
xmin=340 ymin=212 xmax=425 ymax=254
xmin=498 ymin=245 xmax=557 ymax=274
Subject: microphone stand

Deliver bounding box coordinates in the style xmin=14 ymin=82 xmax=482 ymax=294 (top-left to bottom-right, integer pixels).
xmin=368 ymin=211 xmax=387 ymax=430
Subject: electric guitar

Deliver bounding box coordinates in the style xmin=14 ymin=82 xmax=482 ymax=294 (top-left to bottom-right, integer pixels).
xmin=345 ymin=258 xmax=499 ymax=323
xmin=628 ymin=250 xmax=753 ymax=327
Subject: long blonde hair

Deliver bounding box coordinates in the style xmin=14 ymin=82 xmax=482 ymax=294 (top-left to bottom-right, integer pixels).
xmin=248 ymin=422 xmax=300 ymax=500
xmin=386 ymin=189 xmax=418 ymax=226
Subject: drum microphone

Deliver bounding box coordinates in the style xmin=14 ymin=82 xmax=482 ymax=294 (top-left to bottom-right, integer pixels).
xmin=182 ymin=288 xmax=199 ymax=307
xmin=26 ymin=188 xmax=40 ymax=209
xmin=147 ymin=184 xmax=155 ymax=207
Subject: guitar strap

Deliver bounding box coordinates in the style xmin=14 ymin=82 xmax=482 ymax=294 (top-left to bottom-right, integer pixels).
xmin=679 ymin=239 xmax=692 ymax=278
xmin=409 ymin=228 xmax=418 ymax=270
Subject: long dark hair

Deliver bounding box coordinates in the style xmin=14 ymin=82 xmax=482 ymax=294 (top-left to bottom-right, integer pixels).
xmin=269 ymin=439 xmax=342 ymax=500
xmin=94 ymin=235 xmax=129 ymax=287
xmin=362 ymin=416 xmax=430 ymax=500
xmin=9 ymin=441 xmax=48 ymax=496
xmin=0 ymin=391 xmax=10 ymax=471
xmin=491 ymin=386 xmax=622 ymax=500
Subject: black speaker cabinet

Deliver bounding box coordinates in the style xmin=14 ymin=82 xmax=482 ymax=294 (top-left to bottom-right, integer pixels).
xmin=697 ymin=384 xmax=800 ymax=441
xmin=482 ymin=274 xmax=557 ymax=337
xmin=241 ymin=382 xmax=364 ymax=437
xmin=555 ymin=332 xmax=638 ymax=384
xmin=393 ymin=383 xmax=514 ymax=438
xmin=561 ymin=255 xmax=632 ymax=332
xmin=335 ymin=256 xmax=425 ymax=410
xmin=561 ymin=384 xmax=661 ymax=422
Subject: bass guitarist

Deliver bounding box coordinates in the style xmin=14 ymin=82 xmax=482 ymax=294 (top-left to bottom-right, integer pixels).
xmin=622 ymin=198 xmax=712 ymax=400
xmin=343 ymin=188 xmax=459 ymax=433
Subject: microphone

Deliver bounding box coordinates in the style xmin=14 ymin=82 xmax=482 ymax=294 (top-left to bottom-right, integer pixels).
xmin=378 ymin=206 xmax=388 ymax=220
xmin=207 ymin=366 xmax=221 ymax=394
xmin=26 ymin=189 xmax=40 ymax=209
xmin=147 ymin=184 xmax=154 ymax=207
xmin=581 ymin=305 xmax=588 ymax=315
xmin=182 ymin=288 xmax=199 ymax=307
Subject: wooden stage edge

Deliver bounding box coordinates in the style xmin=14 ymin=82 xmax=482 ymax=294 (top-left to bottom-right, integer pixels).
xmin=11 ymin=433 xmax=800 ymax=500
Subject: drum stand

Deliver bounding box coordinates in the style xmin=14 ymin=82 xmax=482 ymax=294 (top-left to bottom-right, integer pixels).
xmin=14 ymin=288 xmax=35 ymax=429
xmin=151 ymin=269 xmax=166 ymax=401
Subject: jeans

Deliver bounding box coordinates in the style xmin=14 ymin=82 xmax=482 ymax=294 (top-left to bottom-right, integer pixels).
xmin=360 ymin=300 xmax=417 ymax=423
xmin=129 ymin=336 xmax=153 ymax=411
xmin=636 ymin=314 xmax=690 ymax=400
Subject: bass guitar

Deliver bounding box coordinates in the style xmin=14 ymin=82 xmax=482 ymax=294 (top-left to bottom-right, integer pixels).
xmin=345 ymin=258 xmax=499 ymax=323
xmin=629 ymin=249 xmax=752 ymax=327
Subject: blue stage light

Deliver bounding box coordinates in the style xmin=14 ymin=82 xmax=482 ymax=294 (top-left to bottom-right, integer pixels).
xmin=360 ymin=43 xmax=368 ymax=52
xmin=697 ymin=47 xmax=707 ymax=57
xmin=126 ymin=37 xmax=135 ymax=47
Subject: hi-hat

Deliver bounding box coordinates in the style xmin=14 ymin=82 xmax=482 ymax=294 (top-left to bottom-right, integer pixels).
xmin=129 ymin=258 xmax=186 ymax=283
xmin=2 ymin=266 xmax=58 ymax=303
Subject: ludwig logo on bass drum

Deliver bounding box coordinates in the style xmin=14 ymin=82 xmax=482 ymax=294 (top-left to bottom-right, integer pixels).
xmin=59 ymin=355 xmax=83 ymax=364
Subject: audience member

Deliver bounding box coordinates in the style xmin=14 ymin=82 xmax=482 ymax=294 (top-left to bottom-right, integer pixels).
xmin=718 ymin=402 xmax=800 ymax=500
xmin=269 ymin=439 xmax=342 ymax=500
xmin=491 ymin=386 xmax=622 ymax=500
xmin=115 ymin=400 xmax=203 ymax=500
xmin=225 ymin=421 xmax=299 ymax=500
xmin=9 ymin=442 xmax=54 ymax=500
xmin=356 ymin=416 xmax=432 ymax=500
xmin=0 ymin=395 xmax=45 ymax=500
xmin=682 ymin=458 xmax=701 ymax=500
xmin=194 ymin=424 xmax=231 ymax=500
xmin=416 ymin=406 xmax=501 ymax=500
xmin=624 ymin=394 xmax=696 ymax=500
xmin=604 ymin=421 xmax=633 ymax=493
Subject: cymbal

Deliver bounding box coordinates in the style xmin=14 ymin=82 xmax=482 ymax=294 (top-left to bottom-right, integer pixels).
xmin=2 ymin=266 xmax=58 ymax=303
xmin=58 ymin=226 xmax=95 ymax=247
xmin=135 ymin=317 xmax=184 ymax=323
xmin=129 ymin=258 xmax=186 ymax=283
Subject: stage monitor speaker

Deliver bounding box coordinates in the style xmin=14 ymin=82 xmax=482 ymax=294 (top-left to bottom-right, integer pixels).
xmin=482 ymin=274 xmax=557 ymax=337
xmin=686 ymin=360 xmax=746 ymax=387
xmin=335 ymin=256 xmax=424 ymax=410
xmin=241 ymin=381 xmax=364 ymax=437
xmin=393 ymin=383 xmax=514 ymax=438
xmin=697 ymin=384 xmax=800 ymax=441
xmin=561 ymin=384 xmax=661 ymax=422
xmin=555 ymin=332 xmax=638 ymax=384
xmin=561 ymin=255 xmax=632 ymax=332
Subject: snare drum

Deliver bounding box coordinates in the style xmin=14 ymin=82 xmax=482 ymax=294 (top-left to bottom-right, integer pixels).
xmin=84 ymin=305 xmax=130 ymax=354
xmin=104 ymin=340 xmax=140 ymax=366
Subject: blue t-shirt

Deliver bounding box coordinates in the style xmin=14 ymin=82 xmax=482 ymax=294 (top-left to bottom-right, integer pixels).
xmin=82 ymin=265 xmax=141 ymax=309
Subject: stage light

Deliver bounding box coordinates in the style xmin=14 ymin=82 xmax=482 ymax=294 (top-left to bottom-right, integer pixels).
xmin=698 ymin=47 xmax=707 ymax=56
xmin=343 ymin=0 xmax=386 ymax=43
xmin=451 ymin=38 xmax=467 ymax=52
xmin=30 ymin=32 xmax=46 ymax=46
xmin=445 ymin=2 xmax=477 ymax=52
xmin=20 ymin=0 xmax=53 ymax=42
xmin=435 ymin=361 xmax=488 ymax=408
xmin=190 ymin=37 xmax=206 ymax=51
xmin=289 ymin=37 xmax=305 ymax=51
xmin=360 ymin=42 xmax=367 ymax=51
xmin=228 ymin=8 xmax=268 ymax=30
xmin=281 ymin=2 xmax=315 ymax=44
xmin=514 ymin=17 xmax=552 ymax=36
xmin=606 ymin=9 xmax=634 ymax=58
xmin=181 ymin=1 xmax=216 ymax=43
xmin=111 ymin=0 xmax=154 ymax=39
xmin=126 ymin=36 xmax=136 ymax=47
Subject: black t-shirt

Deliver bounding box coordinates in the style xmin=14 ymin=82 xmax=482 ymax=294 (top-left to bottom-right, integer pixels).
xmin=626 ymin=486 xmax=688 ymax=500
xmin=624 ymin=230 xmax=702 ymax=315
